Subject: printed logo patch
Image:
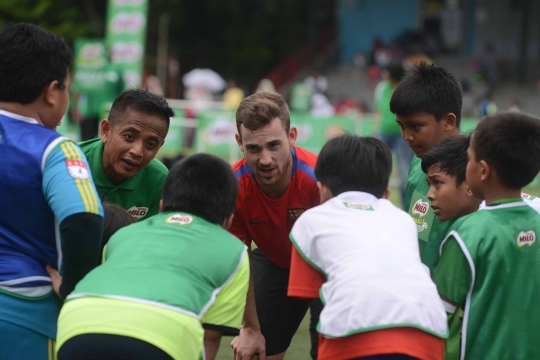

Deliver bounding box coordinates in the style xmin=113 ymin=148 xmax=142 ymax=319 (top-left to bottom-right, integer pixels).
xmin=343 ymin=202 xmax=374 ymax=211
xmin=66 ymin=160 xmax=89 ymax=180
xmin=127 ymin=206 xmax=148 ymax=219
xmin=288 ymin=208 xmax=306 ymax=224
xmin=412 ymin=199 xmax=430 ymax=218
xmin=166 ymin=214 xmax=193 ymax=225
xmin=517 ymin=231 xmax=536 ymax=247
xmin=522 ymin=193 xmax=537 ymax=201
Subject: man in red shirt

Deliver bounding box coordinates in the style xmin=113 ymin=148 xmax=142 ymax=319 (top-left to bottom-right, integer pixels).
xmin=230 ymin=92 xmax=322 ymax=360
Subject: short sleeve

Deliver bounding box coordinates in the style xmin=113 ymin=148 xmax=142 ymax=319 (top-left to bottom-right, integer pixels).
xmin=433 ymin=236 xmax=472 ymax=313
xmin=229 ymin=208 xmax=251 ymax=244
xmin=202 ymin=250 xmax=249 ymax=332
xmin=42 ymin=140 xmax=103 ymax=223
xmin=288 ymin=246 xmax=325 ymax=299
xmin=147 ymin=170 xmax=167 ymax=218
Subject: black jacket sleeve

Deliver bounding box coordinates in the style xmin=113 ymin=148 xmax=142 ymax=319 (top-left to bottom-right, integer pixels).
xmin=58 ymin=213 xmax=103 ymax=299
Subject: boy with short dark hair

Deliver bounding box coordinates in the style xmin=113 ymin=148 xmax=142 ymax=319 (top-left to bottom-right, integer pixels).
xmin=0 ymin=23 xmax=103 ymax=359
xmin=55 ymin=153 xmax=249 ymax=360
xmin=288 ymin=134 xmax=447 ymax=360
xmin=421 ymin=135 xmax=481 ymax=223
xmin=434 ymin=112 xmax=540 ymax=359
xmin=390 ymin=62 xmax=462 ymax=275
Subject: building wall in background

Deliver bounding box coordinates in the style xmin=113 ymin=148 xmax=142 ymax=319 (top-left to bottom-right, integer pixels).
xmin=338 ymin=0 xmax=419 ymax=63
xmin=472 ymin=0 xmax=540 ymax=60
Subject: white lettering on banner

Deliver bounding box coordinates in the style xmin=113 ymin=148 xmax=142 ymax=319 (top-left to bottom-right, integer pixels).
xmin=110 ymin=12 xmax=146 ymax=34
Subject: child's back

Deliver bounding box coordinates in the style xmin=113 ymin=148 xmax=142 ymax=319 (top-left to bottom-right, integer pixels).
xmin=437 ymin=201 xmax=540 ymax=359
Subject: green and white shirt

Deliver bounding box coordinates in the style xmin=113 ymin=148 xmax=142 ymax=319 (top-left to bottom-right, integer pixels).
xmin=79 ymin=138 xmax=168 ymax=220
xmin=56 ymin=212 xmax=249 ymax=359
xmin=434 ymin=199 xmax=540 ymax=360
xmin=405 ymin=156 xmax=454 ymax=275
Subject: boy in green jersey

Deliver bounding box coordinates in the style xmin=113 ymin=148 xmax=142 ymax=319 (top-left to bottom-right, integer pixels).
xmin=420 ymin=135 xmax=481 ymax=360
xmin=54 ymin=154 xmax=250 ymax=360
xmin=390 ymin=62 xmax=462 ymax=275
xmin=434 ymin=112 xmax=540 ymax=360
xmin=421 ymin=135 xmax=481 ymax=223
xmin=79 ymin=89 xmax=175 ymax=221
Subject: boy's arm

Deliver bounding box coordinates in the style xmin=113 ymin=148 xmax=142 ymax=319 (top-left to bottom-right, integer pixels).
xmin=288 ymin=246 xmax=326 ymax=299
xmin=433 ymin=236 xmax=472 ymax=314
xmin=202 ymin=251 xmax=250 ymax=358
xmin=42 ymin=140 xmax=104 ymax=298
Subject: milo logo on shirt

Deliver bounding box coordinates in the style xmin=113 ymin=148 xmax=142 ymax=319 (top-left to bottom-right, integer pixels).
xmin=522 ymin=193 xmax=537 ymax=201
xmin=517 ymin=231 xmax=536 ymax=247
xmin=343 ymin=202 xmax=374 ymax=211
xmin=412 ymin=199 xmax=429 ymax=217
xmin=409 ymin=190 xmax=435 ymax=242
xmin=166 ymin=214 xmax=193 ymax=225
xmin=127 ymin=206 xmax=148 ymax=219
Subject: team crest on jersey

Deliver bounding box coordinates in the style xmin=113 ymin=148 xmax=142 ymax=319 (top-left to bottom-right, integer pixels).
xmin=166 ymin=214 xmax=193 ymax=225
xmin=343 ymin=202 xmax=374 ymax=211
xmin=522 ymin=193 xmax=537 ymax=201
xmin=66 ymin=160 xmax=89 ymax=180
xmin=517 ymin=230 xmax=536 ymax=247
xmin=288 ymin=208 xmax=305 ymax=224
xmin=412 ymin=199 xmax=430 ymax=218
xmin=127 ymin=206 xmax=148 ymax=219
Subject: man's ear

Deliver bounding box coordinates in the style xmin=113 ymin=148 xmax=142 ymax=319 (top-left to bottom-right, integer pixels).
xmin=317 ymin=181 xmax=333 ymax=204
xmin=464 ymin=183 xmax=474 ymax=197
xmin=382 ymin=187 xmax=391 ymax=199
xmin=159 ymin=199 xmax=164 ymax=213
xmin=222 ymin=214 xmax=234 ymax=230
xmin=443 ymin=112 xmax=457 ymax=132
xmin=289 ymin=126 xmax=298 ymax=146
xmin=235 ymin=133 xmax=244 ymax=153
xmin=101 ymin=119 xmax=111 ymax=143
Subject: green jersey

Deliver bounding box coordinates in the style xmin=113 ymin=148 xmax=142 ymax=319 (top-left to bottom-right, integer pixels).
xmin=79 ymin=138 xmax=167 ymax=220
xmin=434 ymin=199 xmax=540 ymax=360
xmin=405 ymin=156 xmax=454 ymax=275
xmin=375 ymin=80 xmax=401 ymax=135
xmin=57 ymin=212 xmax=249 ymax=359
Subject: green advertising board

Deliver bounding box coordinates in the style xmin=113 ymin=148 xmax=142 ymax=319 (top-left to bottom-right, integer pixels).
xmin=105 ymin=0 xmax=148 ymax=89
xmin=73 ymin=39 xmax=107 ymax=93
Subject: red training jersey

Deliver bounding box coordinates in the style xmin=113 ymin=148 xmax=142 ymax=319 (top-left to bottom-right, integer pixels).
xmin=230 ymin=146 xmax=319 ymax=268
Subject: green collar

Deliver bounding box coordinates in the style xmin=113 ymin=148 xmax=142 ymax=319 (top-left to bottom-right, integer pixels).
xmin=488 ymin=197 xmax=523 ymax=206
xmin=88 ymin=139 xmax=141 ymax=190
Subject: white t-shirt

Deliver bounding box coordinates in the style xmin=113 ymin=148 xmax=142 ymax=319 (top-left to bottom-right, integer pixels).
xmin=290 ymin=191 xmax=448 ymax=338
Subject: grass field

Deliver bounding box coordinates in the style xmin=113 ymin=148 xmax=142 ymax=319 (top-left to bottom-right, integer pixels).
xmin=214 ymin=177 xmax=540 ymax=360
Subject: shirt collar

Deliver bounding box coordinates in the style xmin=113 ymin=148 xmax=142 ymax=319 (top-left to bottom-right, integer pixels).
xmin=90 ymin=139 xmax=141 ymax=190
xmin=0 ymin=109 xmax=39 ymax=124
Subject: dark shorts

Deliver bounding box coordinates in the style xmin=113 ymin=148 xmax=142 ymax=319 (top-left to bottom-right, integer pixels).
xmin=58 ymin=334 xmax=173 ymax=360
xmin=252 ymin=248 xmax=323 ymax=359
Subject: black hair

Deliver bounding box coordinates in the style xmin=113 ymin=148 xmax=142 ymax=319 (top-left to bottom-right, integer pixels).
xmin=162 ymin=153 xmax=238 ymax=224
xmin=162 ymin=154 xmax=186 ymax=170
xmin=473 ymin=112 xmax=540 ymax=189
xmin=102 ymin=202 xmax=136 ymax=256
xmin=108 ymin=89 xmax=175 ymax=129
xmin=0 ymin=23 xmax=72 ymax=104
xmin=421 ymin=135 xmax=470 ymax=186
xmin=315 ymin=134 xmax=392 ymax=198
xmin=390 ymin=62 xmax=462 ymax=127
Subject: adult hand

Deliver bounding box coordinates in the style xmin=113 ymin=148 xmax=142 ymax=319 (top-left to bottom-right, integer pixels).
xmin=46 ymin=265 xmax=63 ymax=299
xmin=231 ymin=326 xmax=266 ymax=360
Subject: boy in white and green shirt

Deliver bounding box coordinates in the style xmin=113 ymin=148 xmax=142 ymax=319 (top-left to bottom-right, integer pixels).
xmin=55 ymin=154 xmax=249 ymax=360
xmin=434 ymin=113 xmax=540 ymax=359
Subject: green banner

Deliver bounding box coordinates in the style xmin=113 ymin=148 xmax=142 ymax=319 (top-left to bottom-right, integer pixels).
xmin=73 ymin=39 xmax=107 ymax=92
xmin=105 ymin=0 xmax=148 ymax=89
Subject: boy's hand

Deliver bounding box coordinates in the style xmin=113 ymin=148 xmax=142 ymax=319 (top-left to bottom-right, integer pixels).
xmin=46 ymin=265 xmax=63 ymax=299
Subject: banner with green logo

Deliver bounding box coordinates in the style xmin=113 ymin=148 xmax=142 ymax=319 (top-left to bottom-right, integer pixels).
xmin=105 ymin=0 xmax=148 ymax=89
xmin=73 ymin=39 xmax=107 ymax=92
